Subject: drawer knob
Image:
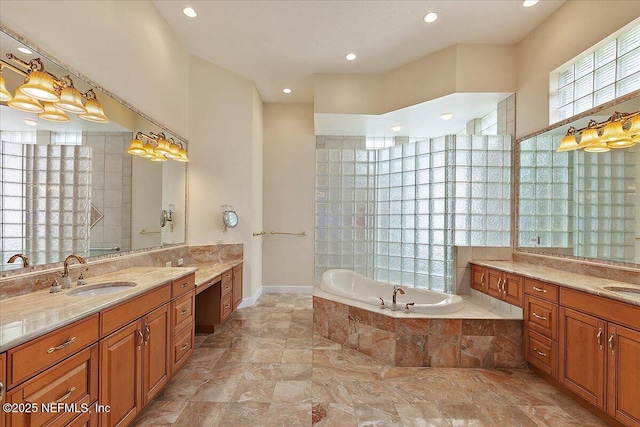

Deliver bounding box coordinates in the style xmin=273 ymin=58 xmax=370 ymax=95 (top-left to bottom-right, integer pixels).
xmin=532 ymin=286 xmax=547 ymax=293
xmin=180 ymin=343 xmax=189 ymax=351
xmin=181 ymin=283 xmax=188 ymax=288
xmin=532 ymin=313 xmax=548 ymax=321
xmin=51 ymin=386 xmax=76 ymax=404
xmin=180 ymin=309 xmax=189 ymax=315
xmin=225 ymin=286 xmax=231 ymax=291
xmin=47 ymin=336 xmax=76 ymax=354
xmin=533 ymin=348 xmax=547 ymax=357
xmin=224 ymin=304 xmax=230 ymax=309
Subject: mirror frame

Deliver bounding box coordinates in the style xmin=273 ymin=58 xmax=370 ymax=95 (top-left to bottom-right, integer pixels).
xmin=0 ymin=24 xmax=189 ymax=276
xmin=513 ymin=88 xmax=640 ymax=269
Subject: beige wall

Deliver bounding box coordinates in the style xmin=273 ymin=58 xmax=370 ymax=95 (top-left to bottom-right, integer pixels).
xmin=263 ymin=104 xmax=316 ymax=287
xmin=187 ymin=54 xmax=263 ymax=297
xmin=0 ymin=0 xmax=190 ymax=137
xmin=515 ymin=0 xmax=640 ymax=139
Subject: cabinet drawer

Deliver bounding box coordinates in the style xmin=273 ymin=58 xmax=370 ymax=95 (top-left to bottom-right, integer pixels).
xmin=101 ymin=284 xmax=170 ymax=337
xmin=7 ymin=345 xmax=97 ymax=427
xmin=7 ymin=315 xmax=99 ymax=388
xmin=172 ymin=325 xmax=193 ymax=374
xmin=524 ymin=278 xmax=558 ymax=303
xmin=524 ymin=295 xmax=558 ymax=340
xmin=220 ymin=292 xmax=233 ymax=324
xmin=172 ymin=274 xmax=195 ymax=298
xmin=524 ymin=329 xmax=557 ymax=379
xmin=221 ymin=270 xmax=233 ymax=284
xmin=172 ymin=291 xmax=194 ymax=335
xmin=221 ymin=278 xmax=233 ymax=297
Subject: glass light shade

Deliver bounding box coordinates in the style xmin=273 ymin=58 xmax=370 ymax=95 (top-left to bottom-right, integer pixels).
xmin=576 ymin=128 xmax=599 ymax=149
xmin=127 ymin=139 xmax=147 ymax=155
xmin=142 ymin=142 xmax=155 ymax=158
xmin=626 ymin=115 xmax=640 ymax=136
xmin=174 ymin=147 xmax=189 ymax=162
xmin=607 ymin=138 xmax=635 ymax=148
xmin=0 ymin=75 xmax=12 ymax=102
xmin=150 ymin=151 xmax=167 ymax=162
xmin=154 ymin=139 xmax=172 ymax=157
xmin=583 ymin=138 xmax=610 ymax=152
xmin=78 ymin=98 xmax=109 ymax=123
xmin=600 ymin=121 xmax=626 ymax=142
xmin=556 ymin=134 xmax=578 ymax=152
xmin=169 ymin=143 xmax=180 ymax=158
xmin=56 ymin=86 xmax=87 ymax=114
xmin=7 ymin=90 xmax=44 ymax=112
xmin=38 ymin=102 xmax=70 ymax=122
xmin=19 ymin=70 xmax=60 ymax=102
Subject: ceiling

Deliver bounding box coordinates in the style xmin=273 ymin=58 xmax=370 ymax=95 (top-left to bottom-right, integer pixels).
xmin=153 ymin=0 xmax=565 ymax=104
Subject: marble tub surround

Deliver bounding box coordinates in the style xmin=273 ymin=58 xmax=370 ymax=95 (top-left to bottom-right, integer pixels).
xmin=473 ymin=259 xmax=640 ymax=306
xmin=313 ymin=295 xmax=525 ymax=368
xmin=132 ymin=293 xmax=605 ymax=427
xmin=0 ymin=243 xmax=242 ymax=298
xmin=514 ymin=251 xmax=640 ymax=286
xmin=0 ymin=266 xmax=197 ymax=352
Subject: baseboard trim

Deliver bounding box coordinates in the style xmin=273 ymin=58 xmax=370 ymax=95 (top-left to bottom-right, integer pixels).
xmin=238 ymin=285 xmax=313 ymax=308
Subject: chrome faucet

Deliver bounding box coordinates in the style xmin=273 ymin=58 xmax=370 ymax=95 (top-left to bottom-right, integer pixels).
xmin=392 ymin=286 xmax=405 ymax=304
xmin=7 ymin=253 xmax=29 ymax=267
xmin=62 ymin=254 xmax=86 ymax=277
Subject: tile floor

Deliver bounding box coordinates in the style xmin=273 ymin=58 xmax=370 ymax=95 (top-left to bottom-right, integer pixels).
xmin=132 ymin=294 xmax=610 ymax=426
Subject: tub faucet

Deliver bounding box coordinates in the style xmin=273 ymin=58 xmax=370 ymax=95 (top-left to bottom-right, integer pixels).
xmin=392 ymin=286 xmax=405 ymax=304
xmin=7 ymin=253 xmax=29 ymax=267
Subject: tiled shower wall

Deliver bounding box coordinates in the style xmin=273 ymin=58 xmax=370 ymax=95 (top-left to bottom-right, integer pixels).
xmin=315 ymin=135 xmax=512 ymax=293
xmin=519 ymin=134 xmax=635 ymax=263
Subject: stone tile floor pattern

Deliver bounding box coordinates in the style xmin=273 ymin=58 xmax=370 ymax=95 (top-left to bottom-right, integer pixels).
xmin=132 ymin=294 xmax=610 ymax=426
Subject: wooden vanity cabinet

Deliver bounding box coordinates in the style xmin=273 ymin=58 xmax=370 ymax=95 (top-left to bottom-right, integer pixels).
xmin=233 ymin=263 xmax=243 ymax=309
xmin=523 ymin=278 xmax=560 ymax=379
xmin=1 ymin=353 xmax=6 ymax=427
xmin=560 ymin=288 xmax=640 ymax=426
xmin=171 ymin=274 xmax=195 ymax=375
xmin=470 ymin=264 xmax=523 ymax=307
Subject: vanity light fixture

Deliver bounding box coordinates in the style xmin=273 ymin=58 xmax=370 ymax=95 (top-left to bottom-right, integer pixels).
xmin=183 ymin=7 xmax=197 ymax=17
xmin=1 ymin=54 xmax=109 ymax=123
xmin=424 ymin=12 xmax=438 ymax=23
xmin=345 ymin=53 xmax=357 ymax=61
xmin=283 ymin=88 xmax=292 ymax=94
xmin=556 ymin=111 xmax=639 ymax=152
xmin=128 ymin=131 xmax=189 ymax=163
xmin=522 ymin=0 xmax=539 ymax=7
xmin=440 ymin=112 xmax=453 ymax=120
xmin=391 ymin=125 xmax=402 ymax=132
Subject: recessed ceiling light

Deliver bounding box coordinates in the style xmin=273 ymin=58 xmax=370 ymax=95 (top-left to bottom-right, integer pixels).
xmin=183 ymin=7 xmax=197 ymax=17
xmin=423 ymin=12 xmax=438 ymax=23
xmin=522 ymin=0 xmax=539 ymax=7
xmin=440 ymin=113 xmax=453 ymax=121
xmin=391 ymin=125 xmax=402 ymax=132
xmin=283 ymin=88 xmax=292 ymax=94
xmin=24 ymin=119 xmax=37 ymax=126
xmin=18 ymin=47 xmax=32 ymax=55
xmin=345 ymin=53 xmax=357 ymax=61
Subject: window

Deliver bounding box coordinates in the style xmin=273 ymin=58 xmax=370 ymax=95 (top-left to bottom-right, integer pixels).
xmin=550 ymin=21 xmax=640 ymax=124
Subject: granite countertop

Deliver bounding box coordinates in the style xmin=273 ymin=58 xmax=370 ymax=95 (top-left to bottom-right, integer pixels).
xmin=193 ymin=260 xmax=242 ymax=287
xmin=0 ymin=266 xmax=198 ymax=352
xmin=471 ymin=260 xmax=640 ymax=307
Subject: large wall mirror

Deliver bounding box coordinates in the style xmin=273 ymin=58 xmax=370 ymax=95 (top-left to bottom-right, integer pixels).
xmin=0 ymin=28 xmax=187 ymax=274
xmin=516 ymin=93 xmax=639 ymax=267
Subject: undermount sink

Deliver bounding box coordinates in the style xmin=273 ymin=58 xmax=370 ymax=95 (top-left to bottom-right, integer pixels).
xmin=603 ymin=286 xmax=640 ymax=295
xmin=67 ymin=282 xmax=137 ymax=297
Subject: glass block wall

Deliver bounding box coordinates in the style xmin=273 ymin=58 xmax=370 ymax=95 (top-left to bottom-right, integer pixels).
xmin=316 ymin=134 xmax=512 ymax=293
xmin=519 ymin=135 xmax=635 ymax=263
xmin=1 ymin=141 xmax=27 ymax=271
xmin=25 ymin=144 xmax=92 ymax=265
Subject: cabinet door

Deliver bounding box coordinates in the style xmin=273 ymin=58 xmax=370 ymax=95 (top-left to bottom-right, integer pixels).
xmin=503 ymin=273 xmax=523 ymax=307
xmin=142 ymin=304 xmax=170 ymax=406
xmin=471 ymin=265 xmax=485 ymax=292
xmin=559 ymin=307 xmax=606 ymax=409
xmin=1 ymin=353 xmax=6 ymax=427
xmin=142 ymin=304 xmax=171 ymax=405
xmin=233 ymin=264 xmax=243 ymax=309
xmin=486 ymin=268 xmax=502 ymax=299
xmin=100 ymin=321 xmax=142 ymax=427
xmin=607 ymin=323 xmax=640 ymax=426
